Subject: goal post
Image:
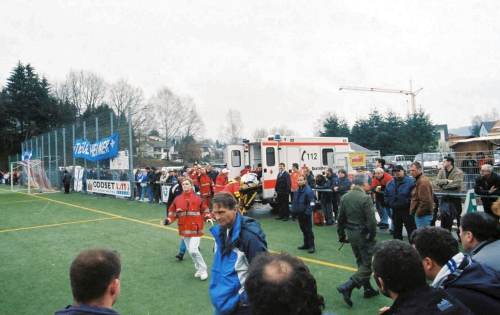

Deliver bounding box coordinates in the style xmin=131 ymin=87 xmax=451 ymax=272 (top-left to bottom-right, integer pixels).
xmin=10 ymin=159 xmax=56 ymax=194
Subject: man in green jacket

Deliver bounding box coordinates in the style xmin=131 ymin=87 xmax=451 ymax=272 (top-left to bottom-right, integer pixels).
xmin=337 ymin=173 xmax=379 ymax=307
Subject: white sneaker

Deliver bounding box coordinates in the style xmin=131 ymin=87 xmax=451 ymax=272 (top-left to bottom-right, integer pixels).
xmin=194 ymin=271 xmax=201 ymax=278
xmin=199 ymin=272 xmax=208 ymax=281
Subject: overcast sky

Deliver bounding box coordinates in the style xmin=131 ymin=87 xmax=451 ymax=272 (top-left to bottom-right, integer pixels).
xmin=1 ymin=0 xmax=499 ymax=139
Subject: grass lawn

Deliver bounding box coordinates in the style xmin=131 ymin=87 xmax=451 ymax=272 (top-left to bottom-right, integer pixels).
xmin=0 ymin=187 xmax=393 ymax=315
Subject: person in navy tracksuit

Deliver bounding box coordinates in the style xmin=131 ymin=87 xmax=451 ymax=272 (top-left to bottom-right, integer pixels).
xmin=209 ymin=192 xmax=267 ymax=315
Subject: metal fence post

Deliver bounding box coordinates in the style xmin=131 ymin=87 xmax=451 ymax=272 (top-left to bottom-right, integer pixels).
xmin=41 ymin=134 xmax=44 ymax=165
xmin=62 ymin=128 xmax=67 ymax=167
xmin=96 ymin=116 xmax=100 ymax=179
xmin=35 ymin=137 xmax=39 ymax=159
xmin=128 ymin=108 xmax=134 ymax=200
xmin=110 ymin=111 xmax=114 ymax=134
xmin=83 ymin=121 xmax=87 ymax=169
xmin=72 ymin=124 xmax=76 ymax=166
xmin=54 ymin=130 xmax=58 ymax=171
xmin=48 ymin=132 xmax=52 ymax=185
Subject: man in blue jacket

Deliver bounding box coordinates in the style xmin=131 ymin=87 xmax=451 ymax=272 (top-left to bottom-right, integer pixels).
xmin=411 ymin=227 xmax=500 ymax=315
xmin=292 ymin=175 xmax=316 ymax=253
xmin=384 ymin=165 xmax=416 ymax=241
xmin=210 ymin=192 xmax=268 ymax=315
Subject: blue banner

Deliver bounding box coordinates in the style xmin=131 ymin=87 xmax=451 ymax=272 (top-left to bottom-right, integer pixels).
xmin=73 ymin=133 xmax=120 ymax=162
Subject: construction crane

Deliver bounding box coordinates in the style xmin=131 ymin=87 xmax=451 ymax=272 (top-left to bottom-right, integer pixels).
xmin=339 ymin=81 xmax=423 ymax=114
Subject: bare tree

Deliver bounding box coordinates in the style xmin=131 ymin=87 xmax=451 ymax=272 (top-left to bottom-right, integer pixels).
xmin=252 ymin=128 xmax=268 ymax=139
xmin=269 ymin=125 xmax=294 ymax=136
xmin=181 ymin=97 xmax=205 ymax=139
xmin=108 ymin=79 xmax=144 ymax=119
xmin=81 ymin=71 xmax=106 ymax=111
xmin=150 ymin=87 xmax=187 ymax=159
xmin=222 ymin=109 xmax=243 ymax=144
xmin=59 ymin=70 xmax=106 ymax=116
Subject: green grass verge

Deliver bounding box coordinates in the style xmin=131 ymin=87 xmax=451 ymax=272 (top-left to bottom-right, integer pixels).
xmin=0 ymin=187 xmax=393 ymax=315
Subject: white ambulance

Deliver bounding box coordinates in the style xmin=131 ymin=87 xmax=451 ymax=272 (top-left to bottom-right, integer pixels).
xmin=225 ymin=135 xmax=352 ymax=203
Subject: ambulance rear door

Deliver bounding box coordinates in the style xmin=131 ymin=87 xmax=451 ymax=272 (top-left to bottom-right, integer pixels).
xmin=225 ymin=145 xmax=244 ymax=180
xmin=261 ymin=142 xmax=279 ymax=199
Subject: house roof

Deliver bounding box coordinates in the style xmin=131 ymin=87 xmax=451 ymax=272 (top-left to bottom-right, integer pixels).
xmin=146 ymin=140 xmax=168 ymax=148
xmin=450 ymin=134 xmax=500 ymax=146
xmin=350 ymin=142 xmax=376 ymax=153
xmin=481 ymin=121 xmax=497 ymax=133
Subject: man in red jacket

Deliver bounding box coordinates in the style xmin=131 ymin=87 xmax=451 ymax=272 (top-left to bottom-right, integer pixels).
xmin=164 ymin=178 xmax=213 ymax=280
xmin=199 ymin=167 xmax=214 ymax=209
xmin=214 ymin=169 xmax=229 ymax=194
xmin=371 ymin=168 xmax=393 ymax=230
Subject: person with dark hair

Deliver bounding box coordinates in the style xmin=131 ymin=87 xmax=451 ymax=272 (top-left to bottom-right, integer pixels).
xmin=55 ymin=249 xmax=121 ymax=315
xmin=335 ymin=169 xmax=351 ymax=197
xmin=376 ymin=158 xmax=386 ymax=170
xmin=410 ymin=227 xmax=500 ymax=315
xmin=436 ymin=156 xmax=464 ymax=231
xmin=337 ymin=174 xmax=379 ymax=307
xmin=316 ymin=167 xmax=336 ymax=225
xmin=291 ymin=174 xmax=316 ymax=253
xmin=371 ymin=167 xmax=393 ymax=230
xmin=209 ymin=192 xmax=267 ymax=315
xmin=373 ymin=240 xmax=472 ymax=315
xmin=275 ymin=162 xmax=291 ymax=221
xmin=474 ymin=164 xmax=500 ymax=219
xmin=460 ymin=212 xmax=500 ymax=272
xmin=245 ymin=253 xmax=326 ymax=315
xmin=62 ymin=169 xmax=72 ymax=194
xmin=409 ymin=161 xmax=434 ymax=228
xmin=384 ymin=165 xmax=416 ymax=241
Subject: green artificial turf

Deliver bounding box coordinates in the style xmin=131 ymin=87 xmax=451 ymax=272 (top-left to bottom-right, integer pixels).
xmin=0 ymin=187 xmax=393 ymax=315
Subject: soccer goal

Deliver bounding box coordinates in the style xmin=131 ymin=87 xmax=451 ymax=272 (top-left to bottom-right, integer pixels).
xmin=10 ymin=159 xmax=56 ymax=194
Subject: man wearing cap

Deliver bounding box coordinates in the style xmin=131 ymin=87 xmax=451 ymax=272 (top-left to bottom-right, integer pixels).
xmin=384 ymin=165 xmax=416 ymax=241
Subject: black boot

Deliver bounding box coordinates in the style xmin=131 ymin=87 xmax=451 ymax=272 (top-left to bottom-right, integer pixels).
xmin=175 ymin=253 xmax=184 ymax=261
xmin=362 ymin=279 xmax=379 ymax=298
xmin=337 ymin=278 xmax=360 ymax=307
xmin=297 ymin=245 xmax=308 ymax=250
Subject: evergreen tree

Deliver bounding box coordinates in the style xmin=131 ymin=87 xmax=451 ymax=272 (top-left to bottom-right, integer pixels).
xmin=318 ymin=113 xmax=350 ymax=137
xmin=0 ymin=62 xmax=77 ymax=168
xmin=350 ymin=109 xmax=437 ymax=155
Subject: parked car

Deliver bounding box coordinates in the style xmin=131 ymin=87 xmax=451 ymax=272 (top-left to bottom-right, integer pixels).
xmin=382 ymin=154 xmax=413 ymax=170
xmin=413 ymin=152 xmax=455 ymax=174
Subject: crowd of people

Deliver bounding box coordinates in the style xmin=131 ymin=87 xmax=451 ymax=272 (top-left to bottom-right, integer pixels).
xmin=53 ymin=155 xmax=500 ymax=315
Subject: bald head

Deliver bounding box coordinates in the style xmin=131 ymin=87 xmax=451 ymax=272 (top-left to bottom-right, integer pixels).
xmin=262 ymin=260 xmax=293 ymax=284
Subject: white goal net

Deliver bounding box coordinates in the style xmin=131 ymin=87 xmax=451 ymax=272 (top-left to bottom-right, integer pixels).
xmin=10 ymin=159 xmax=55 ymax=193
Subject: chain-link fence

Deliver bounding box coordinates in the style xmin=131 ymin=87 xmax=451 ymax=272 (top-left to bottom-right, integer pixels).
xmin=17 ymin=110 xmax=134 ymax=193
xmin=382 ymin=151 xmax=500 ymax=191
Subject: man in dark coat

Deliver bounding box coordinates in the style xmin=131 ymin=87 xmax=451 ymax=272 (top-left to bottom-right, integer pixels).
xmin=275 ymin=162 xmax=291 ymax=221
xmin=474 ymin=164 xmax=500 ymax=218
xmin=411 ymin=227 xmax=500 ymax=315
xmin=291 ymin=175 xmax=316 ymax=253
xmin=62 ymin=170 xmax=72 ymax=194
xmin=384 ymin=165 xmax=416 ymax=241
xmin=373 ymin=240 xmax=472 ymax=315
